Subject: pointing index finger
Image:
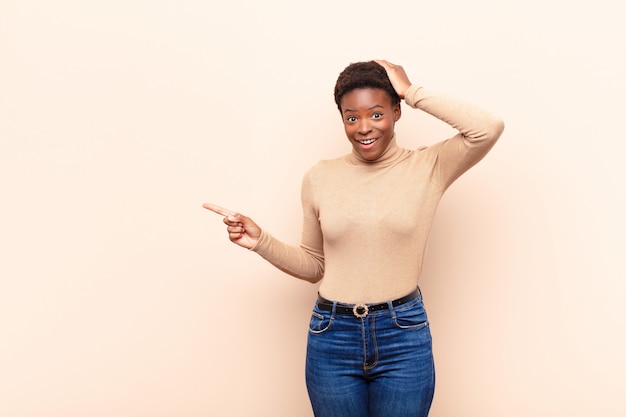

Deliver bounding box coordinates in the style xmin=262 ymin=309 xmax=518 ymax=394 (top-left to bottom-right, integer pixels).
xmin=203 ymin=203 xmax=237 ymax=217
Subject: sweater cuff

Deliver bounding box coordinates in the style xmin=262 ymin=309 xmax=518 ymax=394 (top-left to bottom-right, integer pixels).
xmin=404 ymin=84 xmax=425 ymax=109
xmin=250 ymin=228 xmax=271 ymax=252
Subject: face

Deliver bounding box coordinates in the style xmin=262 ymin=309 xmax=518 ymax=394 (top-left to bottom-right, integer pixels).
xmin=340 ymin=88 xmax=401 ymax=161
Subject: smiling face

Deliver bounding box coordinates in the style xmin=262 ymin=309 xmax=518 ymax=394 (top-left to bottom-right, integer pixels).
xmin=340 ymin=88 xmax=401 ymax=161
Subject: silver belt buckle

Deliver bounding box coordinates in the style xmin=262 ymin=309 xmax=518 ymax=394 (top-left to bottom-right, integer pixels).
xmin=352 ymin=303 xmax=369 ymax=318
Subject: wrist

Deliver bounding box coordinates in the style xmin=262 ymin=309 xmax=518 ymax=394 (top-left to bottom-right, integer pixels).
xmin=403 ymin=85 xmax=425 ymax=109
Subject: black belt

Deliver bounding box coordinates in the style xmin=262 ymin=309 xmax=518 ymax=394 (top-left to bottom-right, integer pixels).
xmin=317 ymin=287 xmax=421 ymax=318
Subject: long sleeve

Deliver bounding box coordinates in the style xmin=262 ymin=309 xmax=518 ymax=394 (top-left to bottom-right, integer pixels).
xmin=404 ymin=85 xmax=505 ymax=189
xmin=250 ymin=170 xmax=325 ymax=282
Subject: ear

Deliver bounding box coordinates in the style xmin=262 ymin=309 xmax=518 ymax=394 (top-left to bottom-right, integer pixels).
xmin=394 ymin=104 xmax=401 ymax=122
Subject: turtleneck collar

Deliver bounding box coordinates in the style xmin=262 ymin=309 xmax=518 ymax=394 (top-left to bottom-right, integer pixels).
xmin=345 ymin=135 xmax=406 ymax=167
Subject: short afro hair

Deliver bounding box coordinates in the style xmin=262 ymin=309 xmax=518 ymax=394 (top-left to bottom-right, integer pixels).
xmin=334 ymin=61 xmax=401 ymax=112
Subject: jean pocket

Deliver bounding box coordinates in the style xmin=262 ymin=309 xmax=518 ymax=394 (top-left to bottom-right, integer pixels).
xmin=392 ymin=302 xmax=429 ymax=330
xmin=308 ymin=310 xmax=333 ymax=334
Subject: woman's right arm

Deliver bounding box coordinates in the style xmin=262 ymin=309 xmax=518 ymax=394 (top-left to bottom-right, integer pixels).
xmin=203 ymin=172 xmax=325 ymax=283
xmin=250 ymin=170 xmax=325 ymax=282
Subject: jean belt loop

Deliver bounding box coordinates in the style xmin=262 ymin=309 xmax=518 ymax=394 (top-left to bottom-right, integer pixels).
xmin=331 ymin=300 xmax=337 ymax=318
xmin=387 ymin=299 xmax=397 ymax=318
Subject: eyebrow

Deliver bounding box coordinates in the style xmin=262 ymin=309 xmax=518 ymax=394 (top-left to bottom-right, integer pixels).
xmin=342 ymin=104 xmax=385 ymax=114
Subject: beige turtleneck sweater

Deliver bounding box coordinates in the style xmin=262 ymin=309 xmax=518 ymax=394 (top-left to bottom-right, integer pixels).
xmin=252 ymin=85 xmax=504 ymax=303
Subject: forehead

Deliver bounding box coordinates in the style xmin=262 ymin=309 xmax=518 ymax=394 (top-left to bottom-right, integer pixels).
xmin=340 ymin=88 xmax=392 ymax=112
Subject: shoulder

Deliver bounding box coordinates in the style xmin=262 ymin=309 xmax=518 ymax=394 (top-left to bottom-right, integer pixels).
xmin=300 ymin=157 xmax=348 ymax=196
xmin=413 ymin=140 xmax=449 ymax=157
xmin=396 ymin=141 xmax=454 ymax=174
xmin=306 ymin=156 xmax=346 ymax=177
xmin=397 ymin=142 xmax=442 ymax=163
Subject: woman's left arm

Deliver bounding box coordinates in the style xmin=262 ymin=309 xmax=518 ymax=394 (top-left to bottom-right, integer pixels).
xmin=376 ymin=60 xmax=505 ymax=188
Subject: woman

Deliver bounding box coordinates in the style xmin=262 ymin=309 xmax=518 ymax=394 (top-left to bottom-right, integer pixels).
xmin=204 ymin=60 xmax=504 ymax=417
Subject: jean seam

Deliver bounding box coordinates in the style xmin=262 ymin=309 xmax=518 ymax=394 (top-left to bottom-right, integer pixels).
xmin=309 ymin=307 xmax=335 ymax=334
xmin=390 ymin=298 xmax=429 ymax=330
xmin=364 ymin=315 xmax=378 ymax=371
xmin=392 ymin=320 xmax=429 ymax=330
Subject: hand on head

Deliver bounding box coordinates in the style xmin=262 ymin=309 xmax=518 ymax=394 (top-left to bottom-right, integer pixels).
xmin=203 ymin=203 xmax=261 ymax=249
xmin=374 ymin=60 xmax=412 ymax=99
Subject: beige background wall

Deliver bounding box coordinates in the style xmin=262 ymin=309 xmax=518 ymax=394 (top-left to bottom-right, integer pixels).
xmin=1 ymin=1 xmax=624 ymax=416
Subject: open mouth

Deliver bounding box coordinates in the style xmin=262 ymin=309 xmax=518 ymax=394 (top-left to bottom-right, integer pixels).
xmin=357 ymin=138 xmax=378 ymax=145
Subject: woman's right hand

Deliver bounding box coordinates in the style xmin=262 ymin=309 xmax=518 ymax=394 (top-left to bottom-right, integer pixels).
xmin=203 ymin=203 xmax=261 ymax=249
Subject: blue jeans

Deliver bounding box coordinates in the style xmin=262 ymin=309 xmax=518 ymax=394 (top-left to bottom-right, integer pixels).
xmin=305 ymin=290 xmax=435 ymax=417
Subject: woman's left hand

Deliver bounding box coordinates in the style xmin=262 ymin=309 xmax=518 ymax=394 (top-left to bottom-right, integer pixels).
xmin=375 ymin=60 xmax=412 ymax=99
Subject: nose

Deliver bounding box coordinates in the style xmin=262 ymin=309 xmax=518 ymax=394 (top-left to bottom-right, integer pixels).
xmin=357 ymin=119 xmax=372 ymax=135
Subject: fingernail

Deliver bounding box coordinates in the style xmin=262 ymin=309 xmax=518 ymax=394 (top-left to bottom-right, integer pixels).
xmin=227 ymin=215 xmax=235 ymax=221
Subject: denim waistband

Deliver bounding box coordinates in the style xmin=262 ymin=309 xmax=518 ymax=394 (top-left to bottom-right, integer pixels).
xmin=316 ymin=287 xmax=422 ymax=317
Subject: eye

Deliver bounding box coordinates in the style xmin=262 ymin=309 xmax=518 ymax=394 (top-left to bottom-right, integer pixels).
xmin=346 ymin=116 xmax=357 ymax=123
xmin=372 ymin=112 xmax=383 ymax=119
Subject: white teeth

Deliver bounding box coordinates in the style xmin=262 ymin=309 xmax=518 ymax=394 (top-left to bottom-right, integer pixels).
xmin=359 ymin=138 xmax=376 ymax=145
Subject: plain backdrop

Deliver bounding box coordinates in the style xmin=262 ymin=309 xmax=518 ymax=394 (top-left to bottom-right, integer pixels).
xmin=1 ymin=1 xmax=624 ymax=416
